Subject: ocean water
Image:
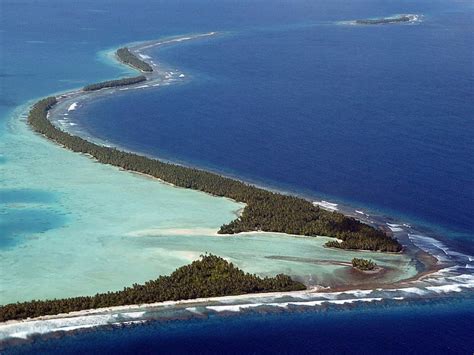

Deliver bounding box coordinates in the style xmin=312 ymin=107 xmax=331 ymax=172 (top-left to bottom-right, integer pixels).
xmin=72 ymin=2 xmax=474 ymax=252
xmin=6 ymin=296 xmax=474 ymax=354
xmin=1 ymin=0 xmax=473 ymax=352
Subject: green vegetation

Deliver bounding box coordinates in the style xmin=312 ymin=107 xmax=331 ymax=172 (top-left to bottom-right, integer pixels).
xmin=352 ymin=258 xmax=377 ymax=271
xmin=83 ymin=75 xmax=146 ymax=91
xmin=0 ymin=255 xmax=305 ymax=322
xmin=28 ymin=97 xmax=402 ymax=252
xmin=116 ymin=47 xmax=153 ymax=72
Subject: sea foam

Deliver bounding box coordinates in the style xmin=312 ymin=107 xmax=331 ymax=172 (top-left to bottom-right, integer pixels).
xmin=313 ymin=200 xmax=339 ymax=211
xmin=67 ymin=102 xmax=78 ymax=111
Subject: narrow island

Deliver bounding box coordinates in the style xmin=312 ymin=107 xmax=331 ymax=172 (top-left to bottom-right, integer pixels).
xmin=0 ymin=255 xmax=305 ymax=322
xmin=82 ymin=49 xmax=152 ymax=92
xmin=354 ymin=14 xmax=419 ymax=25
xmin=116 ymin=47 xmax=153 ymax=72
xmin=83 ymin=75 xmax=147 ymax=91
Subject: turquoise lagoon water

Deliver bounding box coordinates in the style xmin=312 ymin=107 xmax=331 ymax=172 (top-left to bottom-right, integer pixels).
xmin=6 ymin=104 xmax=410 ymax=303
xmin=0 ymin=111 xmax=417 ymax=302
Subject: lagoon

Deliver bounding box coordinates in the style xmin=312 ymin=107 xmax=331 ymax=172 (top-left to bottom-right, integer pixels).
xmin=0 ymin=0 xmax=473 ymax=351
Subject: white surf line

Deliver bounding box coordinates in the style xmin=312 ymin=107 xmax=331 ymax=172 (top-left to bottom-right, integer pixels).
xmin=313 ymin=200 xmax=339 ymax=211
xmin=138 ymin=32 xmax=217 ymax=51
xmin=4 ymin=273 xmax=474 ymax=341
xmin=387 ymin=223 xmax=404 ymax=232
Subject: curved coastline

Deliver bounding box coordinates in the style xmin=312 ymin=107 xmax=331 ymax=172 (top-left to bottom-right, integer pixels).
xmin=28 ymin=34 xmax=448 ymax=275
xmin=3 ymin=32 xmax=473 ymax=345
xmin=33 ymin=35 xmax=402 ymax=253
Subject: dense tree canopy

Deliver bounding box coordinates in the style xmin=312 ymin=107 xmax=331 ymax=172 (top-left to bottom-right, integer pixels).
xmin=352 ymin=258 xmax=377 ymax=271
xmin=83 ymin=75 xmax=146 ymax=91
xmin=116 ymin=47 xmax=153 ymax=72
xmin=28 ymin=97 xmax=402 ymax=252
xmin=0 ymin=255 xmax=305 ymax=322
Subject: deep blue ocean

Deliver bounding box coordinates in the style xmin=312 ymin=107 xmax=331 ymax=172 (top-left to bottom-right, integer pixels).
xmin=6 ymin=297 xmax=474 ymax=354
xmin=1 ymin=0 xmax=473 ymax=353
xmin=74 ymin=0 xmax=473 ymax=254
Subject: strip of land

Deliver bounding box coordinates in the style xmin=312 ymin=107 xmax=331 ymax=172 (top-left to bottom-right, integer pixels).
xmin=354 ymin=14 xmax=419 ymax=25
xmin=83 ymin=75 xmax=147 ymax=91
xmin=0 ymin=255 xmax=305 ymax=322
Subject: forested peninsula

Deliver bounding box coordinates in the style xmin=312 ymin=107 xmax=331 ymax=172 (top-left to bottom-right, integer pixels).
xmin=0 ymin=255 xmax=305 ymax=322
xmin=28 ymin=97 xmax=402 ymax=252
xmin=116 ymin=47 xmax=153 ymax=72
